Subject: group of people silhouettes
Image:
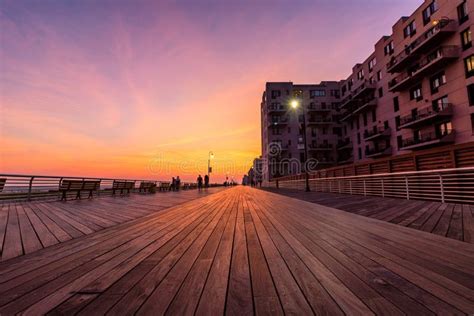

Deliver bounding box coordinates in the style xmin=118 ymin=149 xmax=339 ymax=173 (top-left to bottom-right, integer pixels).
xmin=196 ymin=174 xmax=210 ymax=190
xmin=170 ymin=176 xmax=181 ymax=191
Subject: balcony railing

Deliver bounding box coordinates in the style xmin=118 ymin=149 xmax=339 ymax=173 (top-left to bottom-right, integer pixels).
xmin=307 ymin=104 xmax=332 ymax=112
xmin=268 ymin=117 xmax=289 ymax=128
xmin=401 ymin=129 xmax=455 ymax=150
xmin=364 ymin=126 xmax=391 ymax=141
xmin=365 ymin=146 xmax=392 ymax=158
xmin=337 ymin=139 xmax=352 ymax=150
xmin=388 ymin=46 xmax=461 ymax=92
xmin=307 ymin=117 xmax=333 ymax=125
xmin=339 ymin=81 xmax=376 ymax=109
xmin=387 ymin=18 xmax=457 ymax=73
xmin=340 ymin=98 xmax=377 ymax=122
xmin=268 ymin=104 xmax=286 ymax=113
xmin=308 ymin=143 xmax=333 ymax=151
xmin=399 ymin=103 xmax=453 ymax=129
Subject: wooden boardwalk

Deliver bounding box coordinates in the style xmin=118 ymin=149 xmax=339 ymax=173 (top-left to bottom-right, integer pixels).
xmin=0 ymin=188 xmax=224 ymax=261
xmin=0 ymin=186 xmax=472 ymax=314
xmin=263 ymin=188 xmax=474 ymax=244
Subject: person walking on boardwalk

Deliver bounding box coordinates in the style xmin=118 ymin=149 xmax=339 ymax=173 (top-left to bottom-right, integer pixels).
xmin=171 ymin=177 xmax=176 ymax=191
xmin=176 ymin=176 xmax=181 ymax=191
xmin=204 ymin=174 xmax=209 ymax=188
xmin=197 ymin=175 xmax=203 ymax=191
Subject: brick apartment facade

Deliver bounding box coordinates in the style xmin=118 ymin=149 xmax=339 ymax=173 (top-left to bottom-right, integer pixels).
xmin=261 ymin=0 xmax=474 ymax=181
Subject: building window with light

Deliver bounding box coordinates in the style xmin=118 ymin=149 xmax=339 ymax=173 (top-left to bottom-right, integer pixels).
xmin=437 ymin=122 xmax=452 ymax=136
xmin=357 ymin=69 xmax=364 ymax=80
xmin=464 ymin=55 xmax=474 ymax=78
xmin=422 ymin=1 xmax=438 ymax=25
xmin=384 ymin=41 xmax=394 ymax=56
xmin=430 ymin=71 xmax=446 ymax=94
xmin=468 ymin=84 xmax=474 ymax=106
xmin=458 ymin=1 xmax=469 ymax=24
xmin=310 ymin=90 xmax=326 ymax=98
xmin=271 ymin=90 xmax=281 ymax=99
xmin=410 ymin=84 xmax=423 ymax=101
xmin=461 ymin=28 xmax=472 ymax=50
xmin=403 ymin=20 xmax=416 ymax=38
xmin=368 ymin=58 xmax=376 ymax=72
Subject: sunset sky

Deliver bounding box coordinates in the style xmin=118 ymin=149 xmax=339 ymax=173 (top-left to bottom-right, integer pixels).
xmin=0 ymin=0 xmax=420 ymax=182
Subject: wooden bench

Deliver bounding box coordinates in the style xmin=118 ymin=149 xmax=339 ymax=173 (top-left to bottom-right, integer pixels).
xmin=159 ymin=182 xmax=170 ymax=192
xmin=139 ymin=181 xmax=156 ymax=193
xmin=112 ymin=181 xmax=135 ymax=195
xmin=59 ymin=179 xmax=100 ymax=201
xmin=0 ymin=178 xmax=6 ymax=193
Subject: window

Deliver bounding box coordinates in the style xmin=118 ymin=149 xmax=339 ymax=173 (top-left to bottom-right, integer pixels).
xmin=348 ymin=79 xmax=354 ymax=90
xmin=330 ymin=89 xmax=340 ymax=99
xmin=433 ymin=96 xmax=449 ymax=110
xmin=468 ymin=84 xmax=474 ymax=105
xmin=397 ymin=136 xmax=403 ymax=149
xmin=377 ymin=70 xmax=382 ymax=81
xmin=437 ymin=121 xmax=452 ymax=136
xmin=368 ymin=58 xmax=376 ymax=72
xmin=384 ymin=41 xmax=394 ymax=56
xmin=384 ymin=120 xmax=389 ymax=129
xmin=363 ymin=113 xmax=367 ymax=126
xmin=356 ymin=117 xmax=360 ymax=129
xmin=458 ymin=1 xmax=469 ymax=24
xmin=410 ymin=84 xmax=423 ymax=101
xmin=357 ymin=69 xmax=364 ymax=80
xmin=310 ymin=89 xmax=326 ymax=98
xmin=372 ymin=109 xmax=376 ymax=122
xmin=465 ymin=55 xmax=474 ymax=78
xmin=271 ymin=90 xmax=281 ymax=99
xmin=395 ymin=116 xmax=401 ymax=131
xmin=350 ymin=120 xmax=354 ymax=130
xmin=461 ymin=28 xmax=472 ymax=50
xmin=333 ymin=127 xmax=342 ymax=136
xmin=471 ymin=114 xmax=474 ymax=134
xmin=404 ymin=21 xmax=416 ymax=38
xmin=358 ymin=147 xmax=362 ymax=160
xmin=430 ymin=71 xmax=446 ymax=94
xmin=378 ymin=87 xmax=383 ymax=98
xmin=288 ymin=127 xmax=291 ymax=133
xmin=271 ymin=128 xmax=281 ymax=135
xmin=357 ymin=133 xmax=361 ymax=144
xmin=393 ymin=96 xmax=399 ymax=112
xmin=423 ymin=1 xmax=438 ymax=25
xmin=369 ymin=76 xmax=374 ymax=84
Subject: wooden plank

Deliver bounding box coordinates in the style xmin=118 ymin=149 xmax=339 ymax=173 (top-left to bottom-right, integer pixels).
xmin=22 ymin=203 xmax=58 ymax=248
xmin=2 ymin=204 xmax=23 ymax=260
xmin=447 ymin=204 xmax=463 ymax=241
xmin=16 ymin=204 xmax=42 ymax=254
xmin=463 ymin=205 xmax=473 ymax=243
xmin=0 ymin=204 xmax=9 ymax=255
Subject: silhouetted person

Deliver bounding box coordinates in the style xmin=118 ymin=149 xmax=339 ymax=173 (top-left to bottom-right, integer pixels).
xmin=176 ymin=176 xmax=181 ymax=191
xmin=171 ymin=177 xmax=176 ymax=191
xmin=197 ymin=175 xmax=203 ymax=191
xmin=204 ymin=175 xmax=209 ymax=188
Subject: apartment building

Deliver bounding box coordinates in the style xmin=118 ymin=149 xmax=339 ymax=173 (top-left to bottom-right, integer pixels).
xmin=261 ymin=0 xmax=474 ymax=181
xmin=261 ymin=82 xmax=342 ymax=180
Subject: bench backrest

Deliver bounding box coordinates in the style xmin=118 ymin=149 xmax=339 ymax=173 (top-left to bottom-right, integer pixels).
xmin=139 ymin=181 xmax=155 ymax=189
xmin=160 ymin=182 xmax=170 ymax=188
xmin=60 ymin=179 xmax=100 ymax=190
xmin=0 ymin=178 xmax=6 ymax=192
xmin=113 ymin=180 xmax=135 ymax=189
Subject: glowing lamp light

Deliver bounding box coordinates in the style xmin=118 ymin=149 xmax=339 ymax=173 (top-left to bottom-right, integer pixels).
xmin=432 ymin=20 xmax=439 ymax=26
xmin=290 ymin=100 xmax=299 ymax=109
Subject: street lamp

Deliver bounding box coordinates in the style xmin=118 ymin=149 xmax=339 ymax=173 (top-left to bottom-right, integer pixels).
xmin=207 ymin=151 xmax=214 ymax=178
xmin=290 ymin=99 xmax=311 ymax=192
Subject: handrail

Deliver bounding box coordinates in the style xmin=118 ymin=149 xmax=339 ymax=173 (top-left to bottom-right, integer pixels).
xmin=268 ymin=166 xmax=474 ymax=204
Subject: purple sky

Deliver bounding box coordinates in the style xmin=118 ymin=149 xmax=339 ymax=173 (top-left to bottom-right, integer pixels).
xmin=0 ymin=0 xmax=421 ymax=180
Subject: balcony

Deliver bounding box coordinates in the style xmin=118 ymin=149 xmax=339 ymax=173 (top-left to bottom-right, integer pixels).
xmin=337 ymin=139 xmax=353 ymax=150
xmin=364 ymin=127 xmax=391 ymax=141
xmin=316 ymin=158 xmax=335 ymax=165
xmin=400 ymin=129 xmax=455 ymax=150
xmin=308 ymin=143 xmax=333 ymax=151
xmin=387 ymin=18 xmax=457 ymax=73
xmin=307 ymin=117 xmax=333 ymax=125
xmin=399 ymin=103 xmax=453 ymax=129
xmin=339 ymin=81 xmax=376 ymax=109
xmin=307 ymin=104 xmax=332 ymax=113
xmin=267 ymin=104 xmax=286 ymax=114
xmin=388 ymin=46 xmax=461 ymax=92
xmin=340 ymin=98 xmax=377 ymax=122
xmin=337 ymin=155 xmax=354 ymax=164
xmin=365 ymin=146 xmax=392 ymax=158
xmin=268 ymin=117 xmax=289 ymax=128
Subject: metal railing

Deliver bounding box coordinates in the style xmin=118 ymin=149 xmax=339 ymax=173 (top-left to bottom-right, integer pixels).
xmin=0 ymin=174 xmax=200 ymax=202
xmin=400 ymin=103 xmax=452 ymax=126
xmin=269 ymin=167 xmax=474 ymax=204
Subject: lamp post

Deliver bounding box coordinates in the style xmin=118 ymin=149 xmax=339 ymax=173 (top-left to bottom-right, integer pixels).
xmin=291 ymin=99 xmax=311 ymax=192
xmin=207 ymin=151 xmax=214 ymax=179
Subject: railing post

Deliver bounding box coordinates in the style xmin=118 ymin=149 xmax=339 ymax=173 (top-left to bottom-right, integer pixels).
xmin=27 ymin=177 xmax=34 ymax=201
xmin=405 ymin=176 xmax=410 ymax=200
xmin=381 ymin=178 xmax=384 ymax=197
xmin=363 ymin=180 xmax=366 ymax=196
xmin=338 ymin=180 xmax=341 ymax=193
xmin=439 ymin=174 xmax=445 ymax=203
xmin=349 ymin=180 xmax=352 ymax=195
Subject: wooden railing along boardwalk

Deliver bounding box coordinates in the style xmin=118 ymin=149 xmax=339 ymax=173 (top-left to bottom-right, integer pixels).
xmin=0 ymin=186 xmax=472 ymax=314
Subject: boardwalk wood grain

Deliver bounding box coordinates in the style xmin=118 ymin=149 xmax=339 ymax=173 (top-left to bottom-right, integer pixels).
xmin=263 ymin=188 xmax=474 ymax=244
xmin=0 ymin=186 xmax=473 ymax=315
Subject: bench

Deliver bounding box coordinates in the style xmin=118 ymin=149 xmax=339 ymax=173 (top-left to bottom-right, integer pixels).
xmin=159 ymin=182 xmax=170 ymax=192
xmin=59 ymin=179 xmax=100 ymax=201
xmin=112 ymin=181 xmax=135 ymax=195
xmin=0 ymin=178 xmax=6 ymax=193
xmin=139 ymin=181 xmax=156 ymax=193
